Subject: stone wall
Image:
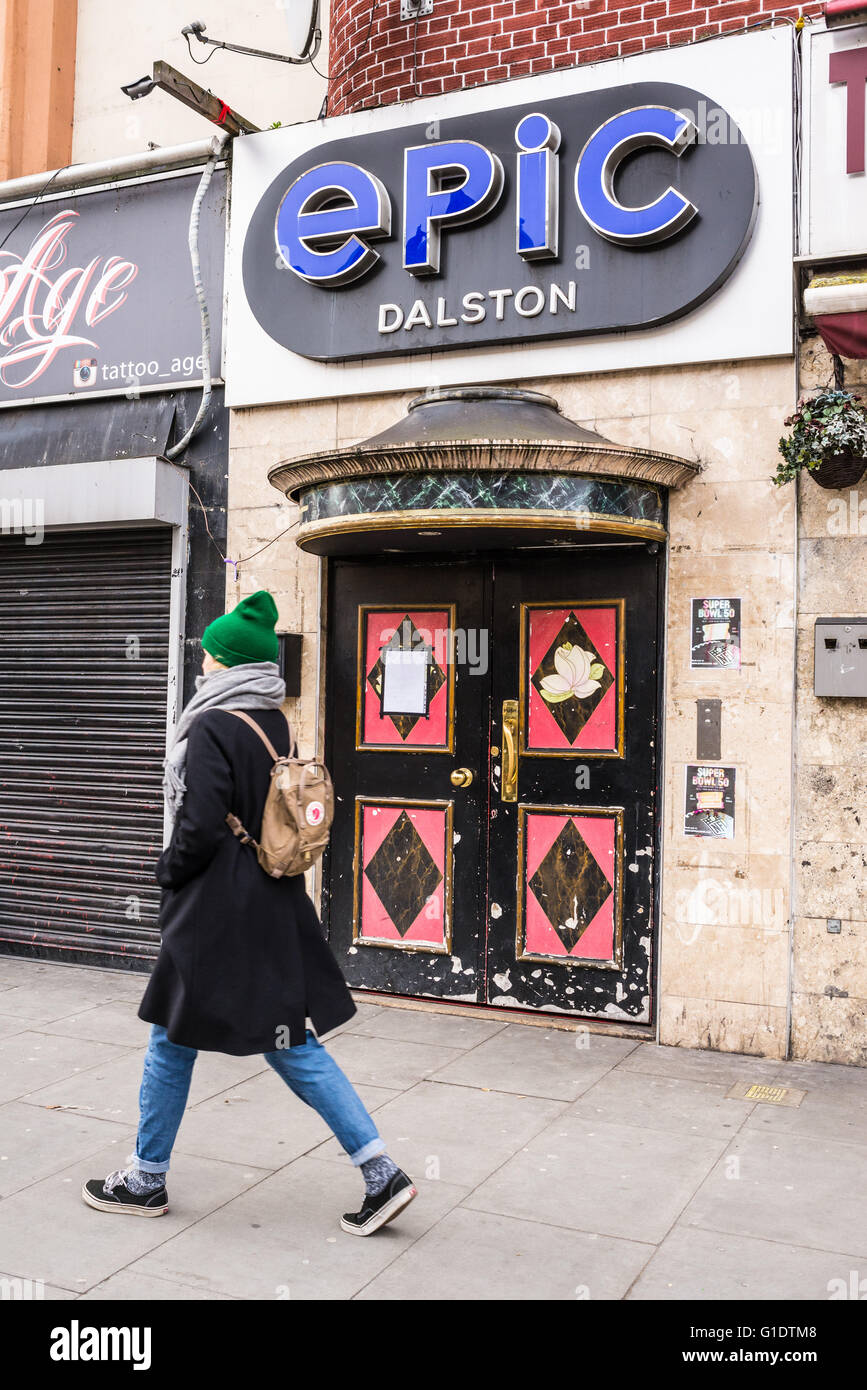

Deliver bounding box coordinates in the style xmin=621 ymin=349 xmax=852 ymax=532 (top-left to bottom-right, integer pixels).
xmin=791 ymin=338 xmax=867 ymax=1066
xmin=227 ymin=354 xmax=799 ymax=1056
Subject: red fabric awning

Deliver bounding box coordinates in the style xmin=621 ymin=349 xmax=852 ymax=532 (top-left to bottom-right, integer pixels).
xmin=815 ymin=311 xmax=867 ymax=358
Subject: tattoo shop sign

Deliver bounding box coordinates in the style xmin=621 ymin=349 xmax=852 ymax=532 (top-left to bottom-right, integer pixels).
xmin=0 ymin=167 xmax=225 ymax=408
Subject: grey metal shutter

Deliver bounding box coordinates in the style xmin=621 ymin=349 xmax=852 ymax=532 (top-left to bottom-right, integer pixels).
xmin=0 ymin=526 xmax=173 ymax=970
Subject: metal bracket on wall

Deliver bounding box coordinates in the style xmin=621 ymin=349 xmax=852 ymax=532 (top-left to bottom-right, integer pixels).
xmin=696 ymin=698 xmax=722 ymax=762
xmin=401 ymin=0 xmax=433 ymax=19
xmin=277 ymin=633 xmax=303 ymax=697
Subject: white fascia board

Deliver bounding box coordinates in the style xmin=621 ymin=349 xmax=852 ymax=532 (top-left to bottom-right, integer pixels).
xmin=0 ymin=457 xmax=189 ymax=530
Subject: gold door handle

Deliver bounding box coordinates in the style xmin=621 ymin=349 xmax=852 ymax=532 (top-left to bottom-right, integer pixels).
xmin=450 ymin=767 xmax=474 ymax=788
xmin=501 ymin=699 xmax=518 ymax=802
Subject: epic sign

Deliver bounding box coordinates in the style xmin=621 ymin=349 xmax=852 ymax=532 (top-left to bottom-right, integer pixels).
xmin=242 ymin=81 xmax=757 ymax=362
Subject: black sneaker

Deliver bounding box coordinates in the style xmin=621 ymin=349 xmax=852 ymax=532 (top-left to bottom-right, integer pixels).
xmin=340 ymin=1169 xmax=417 ymax=1237
xmin=81 ymin=1170 xmax=168 ymax=1217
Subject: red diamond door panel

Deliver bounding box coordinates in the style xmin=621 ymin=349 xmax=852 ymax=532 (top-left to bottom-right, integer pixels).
xmin=355 ymin=799 xmax=452 ymax=952
xmin=325 ymin=548 xmax=660 ymax=1023
xmin=358 ymin=608 xmax=455 ymax=750
xmin=519 ymin=807 xmax=622 ymax=966
xmin=525 ymin=603 xmax=623 ymax=756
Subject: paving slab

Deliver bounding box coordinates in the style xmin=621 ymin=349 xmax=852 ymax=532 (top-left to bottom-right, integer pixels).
xmin=39 ymin=1001 xmax=154 ymax=1049
xmin=318 ymin=1001 xmax=387 ymax=1038
xmin=311 ymin=1078 xmax=567 ymax=1188
xmin=432 ymin=1022 xmax=638 ymax=1101
xmin=771 ymin=1059 xmax=867 ymax=1108
xmin=627 ymin=1225 xmax=864 ymax=1301
xmin=682 ymin=1129 xmax=867 ymax=1259
xmin=173 ymin=1069 xmax=400 ymax=1170
xmin=355 ymin=1206 xmax=654 ymax=1301
xmin=0 ymin=959 xmax=110 ymax=987
xmin=346 ymin=1006 xmax=507 ymax=1050
xmin=465 ymin=1115 xmax=727 ymax=1244
xmin=0 ymin=1031 xmax=132 ymax=1106
xmin=322 ymin=1030 xmax=464 ymax=1090
xmin=20 ymin=1046 xmax=269 ymax=1122
xmin=743 ymin=1089 xmax=867 ymax=1148
xmin=0 ymin=1100 xmax=134 ymax=1198
xmin=132 ymin=1157 xmax=467 ymax=1300
xmin=0 ymin=1013 xmax=42 ymax=1040
xmin=0 ymin=1143 xmax=271 ymax=1293
xmin=566 ymin=1068 xmax=756 ymax=1140
xmin=617 ymin=1043 xmax=787 ymax=1086
xmin=0 ymin=1272 xmax=78 ymax=1301
xmin=40 ymin=966 xmax=150 ymax=1000
xmin=79 ymin=1271 xmax=236 ymax=1300
xmin=93 ymin=967 xmax=152 ymax=991
xmin=0 ymin=975 xmax=143 ymax=1023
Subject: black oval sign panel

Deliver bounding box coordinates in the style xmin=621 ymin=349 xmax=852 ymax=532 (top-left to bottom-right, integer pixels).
xmin=242 ymin=81 xmax=757 ymax=362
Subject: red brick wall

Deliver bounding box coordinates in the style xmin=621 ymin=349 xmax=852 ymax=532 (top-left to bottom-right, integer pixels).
xmin=327 ymin=0 xmax=819 ymax=114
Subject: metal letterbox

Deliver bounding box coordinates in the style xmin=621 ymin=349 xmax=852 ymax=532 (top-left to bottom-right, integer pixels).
xmin=814 ymin=618 xmax=867 ymax=697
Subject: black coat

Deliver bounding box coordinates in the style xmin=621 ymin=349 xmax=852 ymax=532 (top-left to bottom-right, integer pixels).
xmin=138 ymin=708 xmax=355 ymax=1054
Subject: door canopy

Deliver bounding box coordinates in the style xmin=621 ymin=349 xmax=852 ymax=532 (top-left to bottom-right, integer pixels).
xmin=267 ymin=386 xmax=698 ymax=554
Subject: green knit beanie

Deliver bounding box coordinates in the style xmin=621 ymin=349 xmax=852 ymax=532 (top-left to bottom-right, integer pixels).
xmin=201 ymin=590 xmax=279 ymax=667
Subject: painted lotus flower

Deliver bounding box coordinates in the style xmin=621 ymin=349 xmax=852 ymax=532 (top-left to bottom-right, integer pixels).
xmin=540 ymin=643 xmax=605 ymax=703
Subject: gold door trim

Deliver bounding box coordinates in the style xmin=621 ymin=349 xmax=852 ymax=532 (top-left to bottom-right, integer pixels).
xmin=352 ymin=796 xmax=454 ymax=954
xmin=515 ymin=803 xmax=625 ymax=971
xmin=501 ymin=698 xmax=518 ymax=802
xmin=298 ymin=509 xmax=667 ymax=551
xmin=519 ymin=599 xmax=626 ymax=759
xmin=355 ymin=602 xmax=457 ymax=754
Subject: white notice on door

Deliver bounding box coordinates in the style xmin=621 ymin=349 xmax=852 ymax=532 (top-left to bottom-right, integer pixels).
xmin=381 ymin=647 xmax=429 ymax=716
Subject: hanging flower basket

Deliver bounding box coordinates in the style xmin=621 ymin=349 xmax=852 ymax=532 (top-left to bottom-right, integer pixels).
xmin=808 ymin=451 xmax=867 ymax=490
xmin=774 ymin=390 xmax=867 ymax=490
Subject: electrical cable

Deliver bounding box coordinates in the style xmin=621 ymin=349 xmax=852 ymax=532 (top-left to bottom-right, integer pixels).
xmin=184 ymin=32 xmax=220 ymax=66
xmin=0 ymin=166 xmax=69 ymax=254
xmin=186 ymin=477 xmax=301 ymax=579
xmin=314 ymin=0 xmax=380 ymax=117
xmin=166 ymin=146 xmax=221 ymax=460
xmin=412 ymin=11 xmax=421 ymax=97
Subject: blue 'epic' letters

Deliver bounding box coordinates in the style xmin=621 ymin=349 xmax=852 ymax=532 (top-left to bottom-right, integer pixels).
xmin=276 ymin=161 xmax=391 ymax=286
xmin=516 ymin=112 xmax=561 ymax=261
xmin=403 ymin=140 xmax=504 ymax=275
xmin=275 ymin=105 xmax=700 ymax=287
xmin=574 ymin=106 xmax=698 ymax=246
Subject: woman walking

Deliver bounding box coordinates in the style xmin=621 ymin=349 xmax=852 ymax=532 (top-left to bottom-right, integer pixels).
xmin=82 ymin=590 xmax=416 ymax=1236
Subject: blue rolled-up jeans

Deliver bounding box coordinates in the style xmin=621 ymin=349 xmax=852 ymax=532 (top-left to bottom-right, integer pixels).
xmin=134 ymin=1023 xmax=385 ymax=1174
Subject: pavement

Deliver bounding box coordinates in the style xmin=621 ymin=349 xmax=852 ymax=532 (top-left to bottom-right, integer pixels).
xmin=0 ymin=955 xmax=865 ymax=1302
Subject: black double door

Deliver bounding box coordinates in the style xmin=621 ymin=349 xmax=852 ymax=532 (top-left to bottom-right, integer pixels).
xmin=325 ymin=546 xmax=661 ymax=1023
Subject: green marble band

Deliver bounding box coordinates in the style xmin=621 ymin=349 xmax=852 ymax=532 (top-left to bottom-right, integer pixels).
xmin=299 ymin=471 xmax=665 ymax=527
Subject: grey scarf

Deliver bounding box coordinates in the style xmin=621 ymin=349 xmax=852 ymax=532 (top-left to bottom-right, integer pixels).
xmin=163 ymin=660 xmax=286 ymax=820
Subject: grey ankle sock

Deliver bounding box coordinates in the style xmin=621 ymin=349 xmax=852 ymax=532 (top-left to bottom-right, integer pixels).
xmin=360 ymin=1153 xmax=400 ymax=1196
xmin=125 ymin=1168 xmax=166 ymax=1195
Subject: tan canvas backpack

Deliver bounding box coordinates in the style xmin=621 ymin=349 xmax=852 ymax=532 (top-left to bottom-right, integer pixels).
xmin=224 ymin=710 xmax=334 ymax=878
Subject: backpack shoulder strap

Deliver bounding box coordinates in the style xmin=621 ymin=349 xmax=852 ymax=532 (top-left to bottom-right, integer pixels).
xmin=226 ymin=709 xmax=281 ymax=762
xmin=284 ymin=710 xmax=298 ymax=759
